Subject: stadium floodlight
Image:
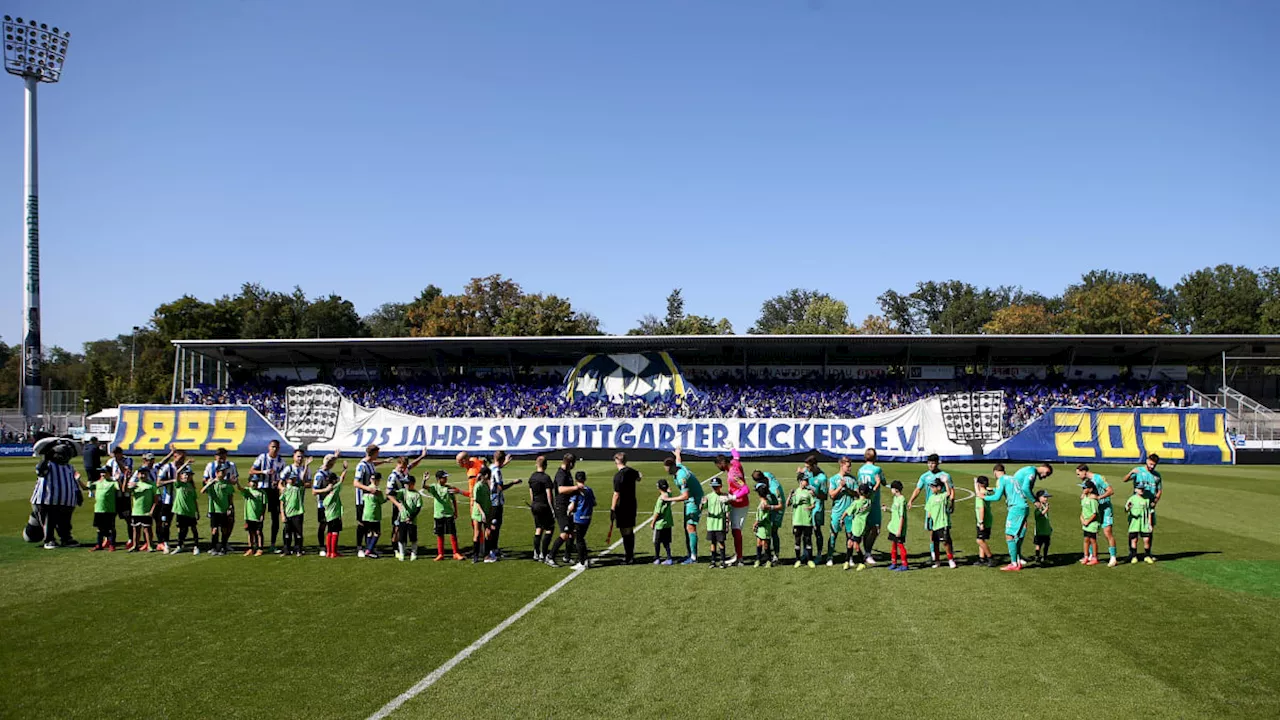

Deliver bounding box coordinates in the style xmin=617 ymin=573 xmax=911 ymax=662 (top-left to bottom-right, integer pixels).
xmin=3 ymin=16 xmax=71 ymax=425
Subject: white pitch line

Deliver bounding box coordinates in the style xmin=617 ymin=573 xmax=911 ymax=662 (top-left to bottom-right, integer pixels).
xmin=366 ymin=475 xmax=716 ymax=720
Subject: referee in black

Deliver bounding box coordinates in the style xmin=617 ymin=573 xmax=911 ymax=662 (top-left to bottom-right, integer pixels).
xmin=546 ymin=453 xmax=578 ymax=567
xmin=611 ymin=452 xmax=642 ymax=564
xmin=527 ymin=455 xmax=555 ymax=562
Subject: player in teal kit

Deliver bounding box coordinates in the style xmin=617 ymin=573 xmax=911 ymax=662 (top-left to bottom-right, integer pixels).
xmin=665 ymin=449 xmax=704 ymax=564
xmin=856 ymin=449 xmax=885 ymax=565
xmin=979 ymin=462 xmax=1053 ymax=571
xmin=908 ymin=454 xmax=954 ymax=565
xmin=826 ymin=458 xmax=856 ymax=566
xmin=799 ymin=456 xmax=830 ymax=564
xmin=1125 ymin=453 xmax=1163 ymax=555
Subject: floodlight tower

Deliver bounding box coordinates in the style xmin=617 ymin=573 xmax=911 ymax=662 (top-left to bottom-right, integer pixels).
xmin=3 ymin=16 xmax=70 ymax=426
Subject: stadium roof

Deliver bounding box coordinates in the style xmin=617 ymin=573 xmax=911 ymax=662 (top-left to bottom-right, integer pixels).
xmin=172 ymin=334 xmax=1280 ymax=368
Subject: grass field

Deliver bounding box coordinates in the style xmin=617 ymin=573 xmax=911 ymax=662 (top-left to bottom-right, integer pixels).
xmin=2 ymin=456 xmax=1279 ymax=719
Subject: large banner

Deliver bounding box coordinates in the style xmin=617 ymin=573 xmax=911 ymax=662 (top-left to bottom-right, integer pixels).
xmin=989 ymin=408 xmax=1233 ymax=465
xmin=112 ymin=393 xmax=1233 ymax=464
xmin=112 ymin=405 xmax=294 ymax=456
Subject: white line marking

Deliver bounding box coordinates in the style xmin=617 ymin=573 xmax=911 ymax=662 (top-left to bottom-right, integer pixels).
xmin=367 ymin=475 xmax=715 ymax=720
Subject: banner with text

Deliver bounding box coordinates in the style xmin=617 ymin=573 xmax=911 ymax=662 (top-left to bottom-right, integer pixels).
xmin=109 ymin=394 xmax=1233 ymax=464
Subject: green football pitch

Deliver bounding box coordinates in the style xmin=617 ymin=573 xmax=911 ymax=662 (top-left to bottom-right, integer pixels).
xmin=2 ymin=456 xmax=1278 ymax=719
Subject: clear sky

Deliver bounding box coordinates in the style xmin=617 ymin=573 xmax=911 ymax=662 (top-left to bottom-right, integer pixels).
xmin=2 ymin=0 xmax=1277 ymax=350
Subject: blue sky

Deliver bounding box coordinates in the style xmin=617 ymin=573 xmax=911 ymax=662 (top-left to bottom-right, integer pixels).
xmin=2 ymin=0 xmax=1277 ymax=349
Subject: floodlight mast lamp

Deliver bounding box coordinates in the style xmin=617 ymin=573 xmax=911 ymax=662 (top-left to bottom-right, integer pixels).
xmin=3 ymin=15 xmax=70 ymax=426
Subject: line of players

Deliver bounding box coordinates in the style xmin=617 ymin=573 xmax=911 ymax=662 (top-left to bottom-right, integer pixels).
xmin=69 ymin=440 xmax=1165 ymax=569
xmin=644 ymin=448 xmax=1164 ymax=572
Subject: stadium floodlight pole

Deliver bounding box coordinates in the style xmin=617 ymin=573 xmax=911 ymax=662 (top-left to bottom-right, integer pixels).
xmin=3 ymin=16 xmax=70 ymax=427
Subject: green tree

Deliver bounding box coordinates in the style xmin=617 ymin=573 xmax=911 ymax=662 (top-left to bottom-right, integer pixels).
xmin=1174 ymin=264 xmax=1266 ymax=334
xmin=629 ymin=289 xmax=732 ymax=335
xmin=407 ymin=275 xmax=597 ymax=337
xmin=750 ymin=289 xmax=829 ymax=334
xmin=301 ymin=294 xmax=366 ymax=338
xmin=856 ymin=314 xmax=896 ymax=334
xmin=983 ymin=304 xmax=1059 ymax=334
xmin=876 ymin=281 xmax=1017 ymax=334
xmin=364 ymin=302 xmax=411 ymax=337
xmin=1061 ymin=273 xmax=1171 ymax=334
xmin=1261 ymin=267 xmax=1280 ymax=334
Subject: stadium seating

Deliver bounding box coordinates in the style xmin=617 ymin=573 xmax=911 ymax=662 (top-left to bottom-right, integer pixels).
xmin=183 ymin=377 xmax=1189 ymax=433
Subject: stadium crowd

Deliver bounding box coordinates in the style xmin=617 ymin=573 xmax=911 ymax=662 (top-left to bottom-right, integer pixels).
xmin=183 ymin=376 xmax=1189 ymax=432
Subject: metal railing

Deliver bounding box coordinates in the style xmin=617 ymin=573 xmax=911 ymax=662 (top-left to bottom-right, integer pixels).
xmin=1190 ymin=385 xmax=1280 ymax=442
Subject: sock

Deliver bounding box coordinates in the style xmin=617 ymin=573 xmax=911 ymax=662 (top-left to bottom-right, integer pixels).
xmin=865 ymin=534 xmax=876 ymax=554
xmin=550 ymin=536 xmax=564 ymax=559
xmin=932 ymin=542 xmax=940 ymax=563
xmin=449 ymin=536 xmax=460 ymax=554
xmin=772 ymin=531 xmax=781 ymax=557
xmin=437 ymin=537 xmax=445 ymax=555
xmin=1016 ymin=537 xmax=1026 ymax=563
xmin=534 ymin=534 xmax=542 ymax=556
xmin=890 ymin=543 xmax=898 ymax=564
xmin=827 ymin=534 xmax=837 ymax=557
xmin=814 ymin=529 xmax=824 ymax=559
xmin=946 ymin=550 xmax=954 ymax=561
xmin=542 ymin=533 xmax=553 ymax=558
xmin=688 ymin=532 xmax=698 ymax=559
xmin=1006 ymin=540 xmax=1018 ymax=564
xmin=410 ymin=541 xmax=417 ymax=556
xmin=1109 ymin=545 xmax=1116 ymax=560
xmin=732 ymin=529 xmax=743 ymax=560
xmin=794 ymin=537 xmax=801 ymax=560
xmin=623 ymin=534 xmax=635 ymax=561
xmin=654 ymin=541 xmax=661 ymax=559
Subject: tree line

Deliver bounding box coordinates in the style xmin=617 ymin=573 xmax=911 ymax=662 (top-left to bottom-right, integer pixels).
xmin=1 ymin=265 xmax=1277 ymax=411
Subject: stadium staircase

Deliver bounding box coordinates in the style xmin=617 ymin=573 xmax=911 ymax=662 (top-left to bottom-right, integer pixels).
xmin=1187 ymin=385 xmax=1280 ymax=443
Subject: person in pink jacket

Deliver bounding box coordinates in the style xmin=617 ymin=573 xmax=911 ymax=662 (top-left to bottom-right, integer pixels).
xmin=716 ymin=445 xmax=750 ymax=566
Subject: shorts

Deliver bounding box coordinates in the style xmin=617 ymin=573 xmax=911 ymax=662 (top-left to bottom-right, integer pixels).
xmin=391 ymin=504 xmax=401 ymax=527
xmin=176 ymin=514 xmax=198 ymax=529
xmin=1033 ymin=534 xmax=1051 ymax=546
xmin=888 ymin=531 xmax=905 ymax=544
xmin=1005 ymin=507 xmax=1029 ymax=540
xmin=769 ymin=513 xmax=784 ymax=532
xmin=867 ymin=501 xmax=883 ymax=527
xmin=1100 ymin=504 xmax=1114 ymax=529
xmin=363 ymin=519 xmax=381 ymax=535
xmin=707 ymin=530 xmax=726 ymax=545
xmin=245 ymin=519 xmax=263 ymax=532
xmin=532 ymin=505 xmax=554 ymax=531
xmin=490 ymin=505 xmax=505 ymax=530
xmin=654 ymin=527 xmax=672 ymax=545
xmin=434 ymin=517 xmax=457 ymax=537
xmin=1083 ymin=530 xmax=1097 ymax=539
xmin=1150 ymin=508 xmax=1158 ymax=528
xmin=156 ymin=504 xmax=172 ymax=523
xmin=265 ymin=487 xmax=281 ymax=514
xmin=131 ymin=515 xmax=151 ymax=529
xmin=754 ymin=524 xmax=771 ymax=541
xmin=729 ymin=505 xmax=748 ymax=531
xmin=316 ymin=507 xmax=328 ymax=526
xmin=930 ymin=527 xmax=951 ymax=544
xmin=116 ymin=503 xmax=131 ymax=521
xmin=832 ymin=515 xmax=853 ymax=536
xmin=399 ymin=523 xmax=418 ymax=542
xmin=975 ymin=525 xmax=992 ymax=541
xmin=94 ymin=512 xmax=115 ymax=532
xmin=555 ymin=507 xmax=573 ymax=534
xmin=327 ymin=517 xmax=344 ymax=533
xmin=285 ymin=514 xmax=303 ymax=534
xmin=683 ymin=502 xmax=701 ymax=526
xmin=614 ymin=503 xmax=637 ymax=529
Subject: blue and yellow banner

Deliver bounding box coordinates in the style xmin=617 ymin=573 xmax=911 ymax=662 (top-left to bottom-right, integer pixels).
xmin=988 ymin=408 xmax=1232 ymax=465
xmin=112 ymin=405 xmax=291 ymax=455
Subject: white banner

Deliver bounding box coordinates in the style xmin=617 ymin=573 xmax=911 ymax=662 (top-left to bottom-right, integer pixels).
xmin=988 ymin=365 xmax=1048 ymax=380
xmin=290 ymin=385 xmax=1008 ymax=461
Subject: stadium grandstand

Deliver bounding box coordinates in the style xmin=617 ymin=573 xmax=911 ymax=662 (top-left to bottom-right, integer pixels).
xmin=158 ymin=334 xmax=1280 ymax=462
